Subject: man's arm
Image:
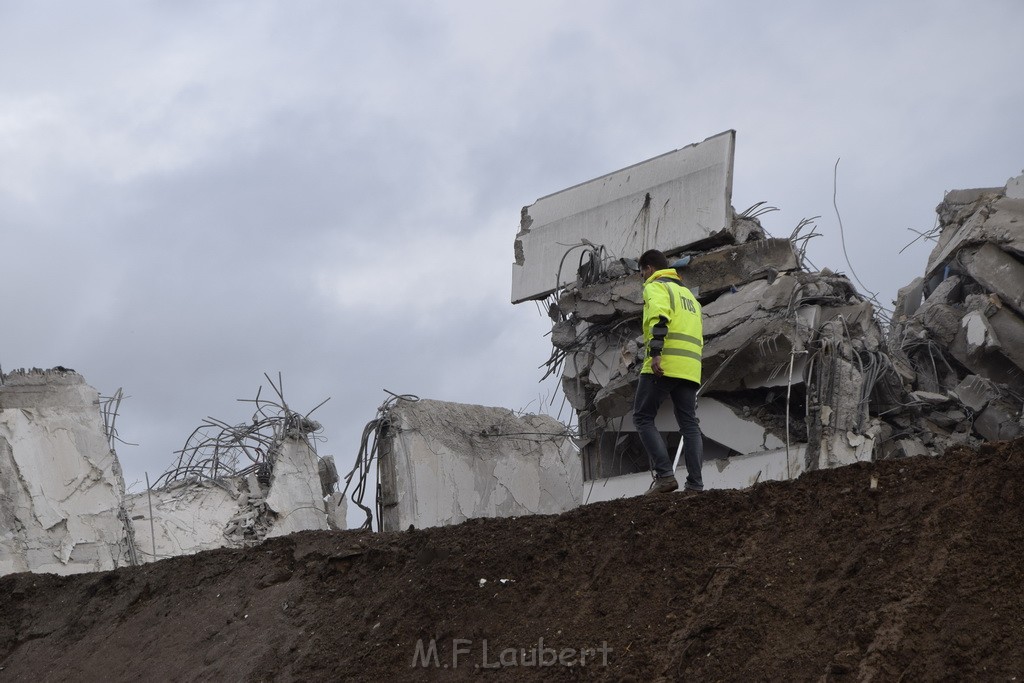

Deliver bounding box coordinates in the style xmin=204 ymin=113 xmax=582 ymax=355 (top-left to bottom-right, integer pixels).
xmin=649 ymin=315 xmax=669 ymax=376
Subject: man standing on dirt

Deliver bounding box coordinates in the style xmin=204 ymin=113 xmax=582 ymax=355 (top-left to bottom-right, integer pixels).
xmin=633 ymin=249 xmax=704 ymax=495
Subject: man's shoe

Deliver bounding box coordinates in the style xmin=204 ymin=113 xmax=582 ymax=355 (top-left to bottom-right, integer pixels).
xmin=645 ymin=475 xmax=679 ymax=495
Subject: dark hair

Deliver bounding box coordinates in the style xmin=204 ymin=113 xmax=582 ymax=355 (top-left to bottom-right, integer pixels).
xmin=638 ymin=249 xmax=669 ymax=270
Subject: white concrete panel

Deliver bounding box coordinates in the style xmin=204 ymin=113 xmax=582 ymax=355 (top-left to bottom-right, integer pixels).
xmin=380 ymin=399 xmax=581 ymax=531
xmin=512 ymin=131 xmax=736 ymax=303
xmin=583 ymin=445 xmax=807 ymax=502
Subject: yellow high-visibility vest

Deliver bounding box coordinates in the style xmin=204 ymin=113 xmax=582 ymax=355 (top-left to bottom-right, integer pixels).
xmin=641 ymin=268 xmax=703 ymax=383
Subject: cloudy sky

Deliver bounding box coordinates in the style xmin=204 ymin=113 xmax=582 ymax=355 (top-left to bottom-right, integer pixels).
xmin=3 ymin=1 xmax=1023 ymax=514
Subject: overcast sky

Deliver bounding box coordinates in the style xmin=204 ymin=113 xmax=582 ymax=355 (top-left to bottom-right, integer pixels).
xmin=3 ymin=1 xmax=1023 ymax=514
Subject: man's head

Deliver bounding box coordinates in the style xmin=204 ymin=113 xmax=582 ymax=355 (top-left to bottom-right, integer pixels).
xmin=638 ymin=249 xmax=669 ymax=280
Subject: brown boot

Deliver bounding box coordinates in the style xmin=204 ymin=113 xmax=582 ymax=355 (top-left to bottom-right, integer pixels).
xmin=645 ymin=475 xmax=679 ymax=495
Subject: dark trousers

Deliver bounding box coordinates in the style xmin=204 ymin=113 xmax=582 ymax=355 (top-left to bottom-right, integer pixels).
xmin=632 ymin=373 xmax=704 ymax=490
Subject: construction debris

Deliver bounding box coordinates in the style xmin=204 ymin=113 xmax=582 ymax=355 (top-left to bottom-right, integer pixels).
xmin=0 ymin=370 xmax=347 ymax=576
xmin=515 ymin=136 xmax=1024 ymax=499
xmin=374 ymin=396 xmax=581 ymax=532
xmin=888 ymin=173 xmax=1024 ymax=451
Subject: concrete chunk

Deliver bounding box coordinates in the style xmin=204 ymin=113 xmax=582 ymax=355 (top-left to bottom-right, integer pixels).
xmin=952 ymin=375 xmax=1000 ymax=412
xmin=683 ymin=238 xmax=799 ymax=300
xmin=512 ymin=131 xmax=736 ymax=303
xmin=959 ymin=242 xmax=1024 ymax=318
xmin=927 ymin=198 xmax=1024 ymax=276
xmin=702 ymin=275 xmax=799 ymax=338
xmin=558 ymin=277 xmax=644 ymax=322
xmin=697 ymin=398 xmax=786 ymax=455
xmin=973 ymin=400 xmax=1023 ymax=442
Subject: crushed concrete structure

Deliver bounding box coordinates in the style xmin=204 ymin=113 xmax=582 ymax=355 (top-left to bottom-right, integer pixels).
xmin=376 ymin=398 xmax=581 ymax=532
xmin=514 ymin=137 xmax=1024 ymax=498
xmin=0 ymin=369 xmax=347 ymax=576
xmin=887 ymin=171 xmax=1024 ymax=453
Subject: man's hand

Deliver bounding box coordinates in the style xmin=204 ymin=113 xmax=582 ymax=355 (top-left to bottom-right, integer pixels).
xmin=651 ymin=355 xmax=664 ymax=376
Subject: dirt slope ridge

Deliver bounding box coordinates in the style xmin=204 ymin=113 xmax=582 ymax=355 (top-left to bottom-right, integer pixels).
xmin=3 ymin=440 xmax=1024 ymax=682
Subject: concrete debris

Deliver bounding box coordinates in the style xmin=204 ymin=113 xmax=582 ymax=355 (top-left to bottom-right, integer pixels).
xmin=376 ymin=398 xmax=581 ymax=532
xmin=511 ymin=130 xmax=738 ymax=304
xmin=0 ymin=370 xmax=345 ymax=577
xmin=515 ymin=139 xmax=1024 ymax=498
xmin=887 ymin=172 xmax=1024 ymax=457
xmin=0 ymin=369 xmax=129 ymax=576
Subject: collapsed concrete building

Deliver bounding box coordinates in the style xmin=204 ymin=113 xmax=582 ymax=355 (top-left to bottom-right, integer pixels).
xmin=512 ymin=131 xmax=1024 ymax=500
xmin=0 ymin=368 xmax=345 ymax=576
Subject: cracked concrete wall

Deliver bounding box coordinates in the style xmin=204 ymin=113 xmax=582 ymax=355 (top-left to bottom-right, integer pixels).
xmin=378 ymin=399 xmax=581 ymax=532
xmin=0 ymin=369 xmax=129 ymax=576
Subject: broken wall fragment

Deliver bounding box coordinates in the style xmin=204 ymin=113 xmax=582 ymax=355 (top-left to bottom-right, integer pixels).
xmin=376 ymin=398 xmax=581 ymax=532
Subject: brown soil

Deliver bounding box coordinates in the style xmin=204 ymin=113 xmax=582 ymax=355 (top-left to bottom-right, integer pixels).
xmin=3 ymin=439 xmax=1024 ymax=682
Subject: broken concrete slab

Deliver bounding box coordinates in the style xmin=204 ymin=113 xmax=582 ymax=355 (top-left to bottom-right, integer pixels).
xmin=927 ymin=197 xmax=1024 ymax=276
xmin=696 ymin=398 xmax=786 ymax=454
xmin=959 ymin=242 xmax=1024 ymax=319
xmin=682 ymin=238 xmax=799 ymax=301
xmin=984 ymin=304 xmax=1024 ymax=373
xmin=952 ymin=375 xmax=1000 ymax=412
xmin=702 ymin=318 xmax=806 ymax=392
xmin=701 ymin=275 xmax=799 ymax=338
xmin=973 ymin=400 xmax=1023 ymax=442
xmin=377 ymin=399 xmax=581 ymax=532
xmin=558 ymin=278 xmax=644 ymax=323
xmin=512 ymin=131 xmax=736 ymax=303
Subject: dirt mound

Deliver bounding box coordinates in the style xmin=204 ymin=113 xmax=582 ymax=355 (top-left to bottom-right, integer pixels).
xmin=3 ymin=439 xmax=1024 ymax=682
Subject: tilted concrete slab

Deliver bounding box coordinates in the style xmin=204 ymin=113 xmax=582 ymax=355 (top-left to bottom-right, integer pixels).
xmin=959 ymin=242 xmax=1024 ymax=319
xmin=512 ymin=131 xmax=736 ymax=303
xmin=927 ymin=198 xmax=1024 ymax=276
xmin=682 ymin=238 xmax=799 ymax=301
xmin=702 ymin=318 xmax=806 ymax=392
xmin=701 ymin=275 xmax=799 ymax=338
xmin=377 ymin=399 xmax=581 ymax=532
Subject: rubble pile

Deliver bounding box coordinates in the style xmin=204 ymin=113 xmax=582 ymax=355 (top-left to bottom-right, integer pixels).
xmin=550 ymin=212 xmax=889 ymax=484
xmin=531 ymin=155 xmax=1024 ymax=489
xmin=886 ymin=174 xmax=1024 ymax=455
